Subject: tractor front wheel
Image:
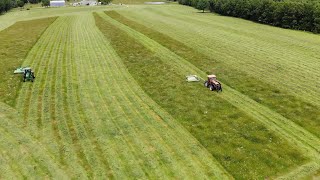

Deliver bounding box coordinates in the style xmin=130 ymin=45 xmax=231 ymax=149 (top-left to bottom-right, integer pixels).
xmin=204 ymin=81 xmax=208 ymax=87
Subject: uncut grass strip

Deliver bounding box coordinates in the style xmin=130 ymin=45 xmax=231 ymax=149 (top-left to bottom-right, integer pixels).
xmin=76 ymin=20 xmax=148 ymax=179
xmin=107 ymin=11 xmax=320 ymax=138
xmin=94 ymin=12 xmax=231 ymax=179
xmin=101 ymin=11 xmax=320 ymax=154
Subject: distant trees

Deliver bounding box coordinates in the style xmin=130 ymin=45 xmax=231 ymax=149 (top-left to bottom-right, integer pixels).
xmin=99 ymin=0 xmax=113 ymax=5
xmin=178 ymin=0 xmax=320 ymax=33
xmin=0 ymin=0 xmax=18 ymax=14
xmin=42 ymin=0 xmax=49 ymax=7
xmin=196 ymin=0 xmax=208 ymax=12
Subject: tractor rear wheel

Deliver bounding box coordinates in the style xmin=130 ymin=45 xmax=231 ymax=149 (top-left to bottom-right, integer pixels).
xmin=209 ymin=85 xmax=214 ymax=91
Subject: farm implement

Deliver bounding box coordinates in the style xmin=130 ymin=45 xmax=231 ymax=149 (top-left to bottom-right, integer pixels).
xmin=186 ymin=74 xmax=222 ymax=92
xmin=14 ymin=67 xmax=36 ymax=82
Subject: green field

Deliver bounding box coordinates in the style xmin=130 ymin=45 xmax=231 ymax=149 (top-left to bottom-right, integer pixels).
xmin=0 ymin=3 xmax=320 ymax=179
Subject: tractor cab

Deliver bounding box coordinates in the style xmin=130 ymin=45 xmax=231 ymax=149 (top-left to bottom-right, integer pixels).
xmin=207 ymin=75 xmax=217 ymax=81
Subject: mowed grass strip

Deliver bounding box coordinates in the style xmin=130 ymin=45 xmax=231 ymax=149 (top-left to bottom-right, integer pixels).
xmin=95 ymin=13 xmax=307 ymax=179
xmin=0 ymin=17 xmax=57 ymax=106
xmin=0 ymin=103 xmax=67 ymax=178
xmin=105 ymin=11 xmax=320 ymax=139
xmin=16 ymin=16 xmax=101 ymax=178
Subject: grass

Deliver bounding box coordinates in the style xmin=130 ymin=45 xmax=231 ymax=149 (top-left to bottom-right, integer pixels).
xmin=7 ymin=13 xmax=231 ymax=179
xmin=105 ymin=11 xmax=320 ymax=138
xmin=95 ymin=12 xmax=310 ymax=179
xmin=0 ymin=17 xmax=57 ymax=106
xmin=1 ymin=3 xmax=320 ymax=179
xmin=0 ymin=102 xmax=67 ymax=178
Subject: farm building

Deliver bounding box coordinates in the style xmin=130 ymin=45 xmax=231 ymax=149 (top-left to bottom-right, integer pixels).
xmin=50 ymin=0 xmax=65 ymax=6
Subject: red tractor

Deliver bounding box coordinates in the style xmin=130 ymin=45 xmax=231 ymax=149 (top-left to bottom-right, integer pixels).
xmin=204 ymin=75 xmax=222 ymax=92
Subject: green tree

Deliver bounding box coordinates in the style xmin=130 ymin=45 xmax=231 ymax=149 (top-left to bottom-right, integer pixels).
xmin=196 ymin=0 xmax=208 ymax=12
xmin=42 ymin=0 xmax=49 ymax=7
xmin=17 ymin=0 xmax=25 ymax=8
xmin=99 ymin=0 xmax=112 ymax=5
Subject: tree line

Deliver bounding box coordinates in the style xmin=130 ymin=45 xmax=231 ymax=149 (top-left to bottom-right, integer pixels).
xmin=0 ymin=0 xmax=26 ymax=14
xmin=0 ymin=0 xmax=45 ymax=14
xmin=178 ymin=0 xmax=320 ymax=33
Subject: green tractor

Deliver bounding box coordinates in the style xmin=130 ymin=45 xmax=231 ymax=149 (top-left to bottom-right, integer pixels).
xmin=14 ymin=67 xmax=35 ymax=82
xmin=23 ymin=68 xmax=35 ymax=82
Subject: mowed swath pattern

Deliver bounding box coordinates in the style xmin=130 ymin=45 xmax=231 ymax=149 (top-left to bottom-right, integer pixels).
xmin=116 ymin=5 xmax=320 ymax=108
xmin=15 ymin=14 xmax=230 ymax=178
xmin=97 ymin=11 xmax=320 ymax=178
xmin=0 ymin=103 xmax=67 ymax=179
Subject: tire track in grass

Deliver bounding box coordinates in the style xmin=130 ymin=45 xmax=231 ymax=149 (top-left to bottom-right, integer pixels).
xmin=97 ymin=12 xmax=320 ymax=178
xmin=91 ymin=12 xmax=231 ymax=179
